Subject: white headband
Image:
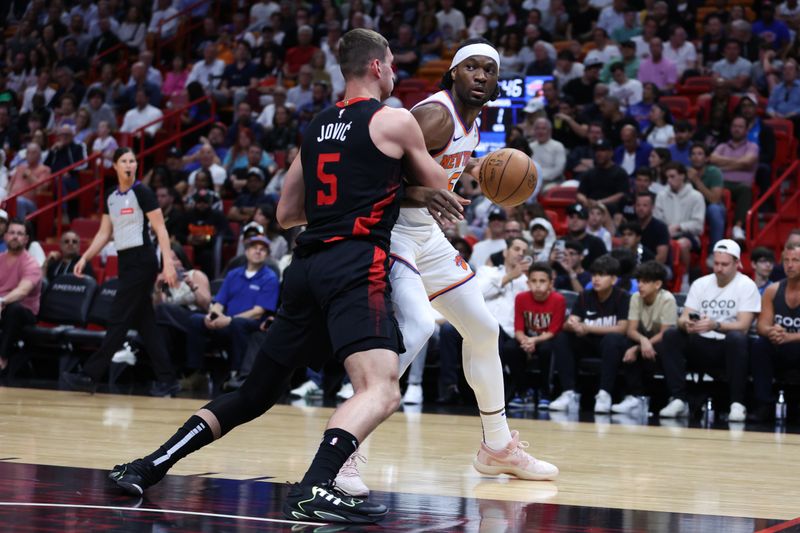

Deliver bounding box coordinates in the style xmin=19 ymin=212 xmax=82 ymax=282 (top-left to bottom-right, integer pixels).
xmin=449 ymin=43 xmax=500 ymax=71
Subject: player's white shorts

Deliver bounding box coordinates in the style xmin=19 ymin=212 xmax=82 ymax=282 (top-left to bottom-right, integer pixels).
xmin=390 ymin=223 xmax=474 ymax=301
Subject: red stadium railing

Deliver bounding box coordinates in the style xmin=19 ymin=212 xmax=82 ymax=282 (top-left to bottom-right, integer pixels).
xmin=746 ymin=161 xmax=800 ymax=254
xmin=2 ymin=152 xmax=107 ymax=240
xmin=2 ymin=95 xmax=216 ymax=239
xmin=120 ymin=94 xmax=217 ymax=179
xmin=89 ymin=42 xmax=131 ymax=82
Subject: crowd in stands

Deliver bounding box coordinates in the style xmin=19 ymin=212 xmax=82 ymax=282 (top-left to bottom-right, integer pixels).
xmin=0 ymin=0 xmax=799 ymax=422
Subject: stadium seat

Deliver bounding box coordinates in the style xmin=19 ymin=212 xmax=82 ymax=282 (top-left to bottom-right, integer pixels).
xmin=222 ymin=199 xmax=234 ymax=216
xmin=669 ymin=240 xmax=683 ymax=292
xmin=66 ymin=278 xmax=124 ymax=345
xmin=544 ymin=208 xmax=566 ymax=235
xmin=402 ymin=90 xmax=430 ymax=109
xmin=210 ymin=278 xmax=225 ymax=296
xmin=659 ymin=96 xmax=693 ymax=120
xmin=70 ymin=218 xmax=101 ymax=240
xmin=105 ymin=255 xmax=118 ymax=279
xmin=22 ymin=274 xmax=98 ymax=347
xmin=558 ymin=290 xmax=579 ymax=316
xmin=552 ymin=40 xmax=574 ymax=54
xmin=273 ymin=150 xmax=286 ymax=169
xmin=396 ymin=78 xmax=428 ymax=92
xmin=6 ymin=275 xmax=97 ymax=378
xmin=674 ymin=293 xmax=687 ymax=316
xmin=182 ymin=244 xmax=195 ymax=266
xmin=539 ymin=186 xmax=578 ymax=210
xmin=772 ymin=131 xmax=794 ymax=179
xmin=695 ymin=94 xmax=739 ymax=124
xmin=675 ymin=76 xmax=714 ymax=105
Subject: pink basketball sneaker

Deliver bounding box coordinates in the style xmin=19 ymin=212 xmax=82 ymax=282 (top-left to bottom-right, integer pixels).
xmin=473 ymin=430 xmax=559 ymax=480
xmin=334 ymin=450 xmax=370 ymax=497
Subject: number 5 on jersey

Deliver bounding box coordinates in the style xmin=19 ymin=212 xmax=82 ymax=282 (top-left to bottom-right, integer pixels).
xmin=316 ymin=153 xmax=340 ymax=206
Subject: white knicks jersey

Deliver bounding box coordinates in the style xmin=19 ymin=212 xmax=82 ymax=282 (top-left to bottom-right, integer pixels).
xmin=396 ymin=90 xmax=480 ymax=227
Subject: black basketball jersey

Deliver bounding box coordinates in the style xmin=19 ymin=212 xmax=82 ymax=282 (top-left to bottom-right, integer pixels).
xmin=772 ymin=280 xmax=800 ymax=333
xmin=295 ymin=98 xmax=403 ymax=252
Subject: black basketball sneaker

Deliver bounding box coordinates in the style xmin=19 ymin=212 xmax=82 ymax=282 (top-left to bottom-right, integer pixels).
xmin=108 ymin=459 xmax=164 ymax=495
xmin=283 ymin=482 xmax=388 ymax=524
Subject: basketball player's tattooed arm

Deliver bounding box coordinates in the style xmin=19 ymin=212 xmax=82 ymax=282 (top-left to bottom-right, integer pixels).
xmin=276 ymin=149 xmax=307 ymax=228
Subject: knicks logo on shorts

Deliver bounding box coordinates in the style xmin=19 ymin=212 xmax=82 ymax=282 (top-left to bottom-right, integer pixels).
xmin=455 ymin=254 xmax=468 ymax=271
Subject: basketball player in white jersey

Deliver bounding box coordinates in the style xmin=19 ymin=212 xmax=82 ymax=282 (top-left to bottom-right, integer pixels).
xmin=335 ymin=38 xmax=558 ymax=496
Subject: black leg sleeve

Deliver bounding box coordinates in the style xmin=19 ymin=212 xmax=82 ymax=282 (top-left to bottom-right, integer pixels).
xmin=204 ymin=345 xmax=294 ymax=436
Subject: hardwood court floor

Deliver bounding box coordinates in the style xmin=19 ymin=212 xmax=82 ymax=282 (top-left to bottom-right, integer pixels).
xmin=0 ymin=387 xmax=798 ymax=529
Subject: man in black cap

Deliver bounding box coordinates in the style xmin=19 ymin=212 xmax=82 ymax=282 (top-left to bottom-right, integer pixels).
xmin=222 ymin=221 xmax=279 ymax=278
xmin=227 ymin=167 xmax=272 ymax=223
xmin=165 ymin=147 xmax=188 ymax=186
xmin=565 ymin=203 xmax=607 ymax=269
xmin=576 ymin=139 xmax=630 ymax=215
xmin=180 ymin=190 xmax=231 ymax=278
xmin=155 ymin=185 xmax=184 ymax=243
xmin=563 ymin=56 xmax=602 ymax=108
xmin=471 ymin=206 xmax=510 ymax=268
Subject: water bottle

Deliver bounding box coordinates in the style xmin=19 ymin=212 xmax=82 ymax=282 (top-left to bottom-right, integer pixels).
xmin=703 ymin=397 xmax=715 ymax=426
xmin=569 ymin=392 xmax=581 ymax=413
xmin=775 ymin=390 xmax=787 ymax=421
xmin=637 ymin=396 xmax=650 ymax=424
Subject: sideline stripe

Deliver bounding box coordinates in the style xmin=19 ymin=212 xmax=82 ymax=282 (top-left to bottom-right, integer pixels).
xmin=0 ymin=502 xmax=325 ymax=526
xmin=756 ymin=516 xmax=800 ymax=533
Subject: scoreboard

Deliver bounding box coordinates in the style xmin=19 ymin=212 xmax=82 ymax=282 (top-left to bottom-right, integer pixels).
xmin=482 ymin=75 xmax=553 ymax=134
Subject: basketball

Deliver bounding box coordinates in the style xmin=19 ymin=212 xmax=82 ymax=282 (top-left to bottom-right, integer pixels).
xmin=478 ymin=148 xmax=539 ymax=207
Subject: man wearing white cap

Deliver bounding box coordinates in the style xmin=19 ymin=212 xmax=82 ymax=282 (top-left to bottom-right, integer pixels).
xmin=658 ymin=239 xmax=761 ymax=422
xmin=335 ymin=37 xmax=556 ymax=496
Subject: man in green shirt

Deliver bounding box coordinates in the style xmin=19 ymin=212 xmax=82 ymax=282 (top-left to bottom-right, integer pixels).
xmin=687 ymin=143 xmax=725 ymax=257
xmin=600 ymin=41 xmax=640 ymax=83
xmin=612 ymin=260 xmax=676 ymax=414
xmin=611 ymin=11 xmax=642 ymax=44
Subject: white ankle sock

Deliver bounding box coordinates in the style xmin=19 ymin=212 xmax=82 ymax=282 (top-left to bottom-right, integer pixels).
xmin=481 ymin=409 xmax=512 ymax=450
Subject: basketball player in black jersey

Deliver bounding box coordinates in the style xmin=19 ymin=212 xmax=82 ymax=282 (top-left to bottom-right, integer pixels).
xmin=107 ymin=29 xmax=451 ymax=524
xmin=753 ymin=241 xmax=800 ymax=420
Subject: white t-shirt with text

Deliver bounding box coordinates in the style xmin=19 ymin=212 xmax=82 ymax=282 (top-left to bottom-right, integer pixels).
xmin=685 ymin=272 xmax=761 ymax=340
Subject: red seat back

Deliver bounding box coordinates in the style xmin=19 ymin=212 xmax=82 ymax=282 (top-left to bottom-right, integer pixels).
xmin=659 ymin=96 xmax=693 ymax=120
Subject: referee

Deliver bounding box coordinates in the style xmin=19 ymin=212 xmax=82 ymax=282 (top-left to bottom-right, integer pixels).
xmin=62 ymin=147 xmax=180 ymax=397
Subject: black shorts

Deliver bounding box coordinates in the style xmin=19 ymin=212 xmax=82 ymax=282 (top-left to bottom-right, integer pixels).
xmin=262 ymin=239 xmax=403 ymax=371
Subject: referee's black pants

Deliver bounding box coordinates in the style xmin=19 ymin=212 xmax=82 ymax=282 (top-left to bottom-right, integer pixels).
xmin=83 ymin=246 xmax=175 ymax=383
